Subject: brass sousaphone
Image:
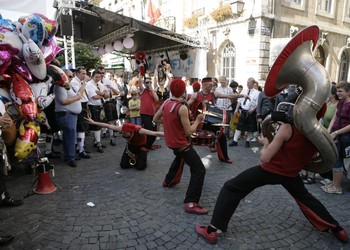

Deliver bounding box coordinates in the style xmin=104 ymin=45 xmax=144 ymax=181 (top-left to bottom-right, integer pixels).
xmin=263 ymin=25 xmax=337 ymax=173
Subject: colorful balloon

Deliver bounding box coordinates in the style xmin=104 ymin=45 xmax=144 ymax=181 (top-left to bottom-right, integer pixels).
xmin=41 ymin=37 xmax=64 ymax=65
xmin=10 ymin=56 xmax=33 ymax=82
xmin=47 ymin=64 xmax=70 ymax=89
xmin=20 ymin=33 xmax=46 ymax=80
xmin=14 ymin=120 xmax=40 ymax=160
xmin=0 ymin=50 xmax=12 ymax=75
xmin=30 ymin=76 xmax=54 ymax=109
xmin=33 ymin=13 xmax=58 ymax=41
xmin=21 ymin=15 xmax=45 ymax=48
xmin=0 ymin=29 xmax=22 ymax=56
xmin=10 ymin=73 xmax=37 ymax=121
xmin=0 ymin=15 xmax=15 ymax=32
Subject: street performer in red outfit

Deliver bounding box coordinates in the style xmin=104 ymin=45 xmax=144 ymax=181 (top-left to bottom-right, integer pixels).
xmin=187 ymin=77 xmax=248 ymax=163
xmin=85 ymin=117 xmax=164 ymax=170
xmin=195 ymin=117 xmax=349 ymax=244
xmin=153 ymin=79 xmax=208 ymax=215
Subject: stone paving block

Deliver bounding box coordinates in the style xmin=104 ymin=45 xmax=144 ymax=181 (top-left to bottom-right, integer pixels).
xmin=1 ymin=136 xmax=349 ymax=249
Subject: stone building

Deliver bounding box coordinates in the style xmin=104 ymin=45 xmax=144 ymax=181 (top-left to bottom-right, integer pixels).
xmin=95 ymin=0 xmax=350 ymax=86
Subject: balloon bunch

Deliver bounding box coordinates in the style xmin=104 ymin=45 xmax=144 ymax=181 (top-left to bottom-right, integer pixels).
xmin=0 ymin=13 xmax=68 ymax=161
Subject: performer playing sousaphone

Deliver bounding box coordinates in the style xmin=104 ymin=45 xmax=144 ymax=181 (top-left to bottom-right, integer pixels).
xmin=187 ymin=77 xmax=248 ymax=163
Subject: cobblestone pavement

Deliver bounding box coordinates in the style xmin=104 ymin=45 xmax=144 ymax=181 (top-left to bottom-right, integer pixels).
xmin=1 ymin=134 xmax=350 ymax=250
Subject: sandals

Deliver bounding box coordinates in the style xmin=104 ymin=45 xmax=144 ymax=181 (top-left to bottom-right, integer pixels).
xmin=303 ymin=177 xmax=316 ymax=185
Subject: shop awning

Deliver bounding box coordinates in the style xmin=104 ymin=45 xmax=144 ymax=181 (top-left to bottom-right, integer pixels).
xmin=56 ymin=3 xmax=203 ymax=55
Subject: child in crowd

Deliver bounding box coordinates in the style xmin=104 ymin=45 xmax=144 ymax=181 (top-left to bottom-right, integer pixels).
xmin=128 ymin=91 xmax=141 ymax=125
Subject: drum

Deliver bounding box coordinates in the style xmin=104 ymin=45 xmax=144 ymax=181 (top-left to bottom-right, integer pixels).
xmin=198 ymin=104 xmax=227 ymax=130
xmin=191 ymin=130 xmax=215 ymax=146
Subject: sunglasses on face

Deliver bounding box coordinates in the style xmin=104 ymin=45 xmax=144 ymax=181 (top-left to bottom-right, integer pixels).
xmin=68 ymin=75 xmax=74 ymax=79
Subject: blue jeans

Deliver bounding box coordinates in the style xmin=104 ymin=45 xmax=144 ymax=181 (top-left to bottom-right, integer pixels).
xmin=130 ymin=116 xmax=141 ymax=125
xmin=56 ymin=112 xmax=77 ymax=162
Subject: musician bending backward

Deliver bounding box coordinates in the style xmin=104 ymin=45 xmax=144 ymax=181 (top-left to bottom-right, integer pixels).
xmin=187 ymin=77 xmax=248 ymax=164
xmin=85 ymin=117 xmax=164 ymax=170
xmin=195 ymin=113 xmax=349 ymax=244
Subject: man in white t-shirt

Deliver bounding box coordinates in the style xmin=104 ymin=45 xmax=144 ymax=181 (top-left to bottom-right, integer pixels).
xmin=70 ymin=66 xmax=91 ymax=159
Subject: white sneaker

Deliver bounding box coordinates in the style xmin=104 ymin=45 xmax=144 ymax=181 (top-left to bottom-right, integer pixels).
xmin=250 ymin=137 xmax=257 ymax=142
xmin=321 ymin=184 xmax=343 ymax=194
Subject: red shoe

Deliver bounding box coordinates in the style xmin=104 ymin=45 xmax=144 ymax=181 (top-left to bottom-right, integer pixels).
xmin=333 ymin=228 xmax=349 ymax=243
xmin=184 ymin=202 xmax=208 ymax=215
xmin=210 ymin=147 xmax=217 ymax=153
xmin=162 ymin=180 xmax=176 ymax=188
xmin=195 ymin=225 xmax=217 ymax=244
xmin=219 ymin=158 xmax=233 ymax=164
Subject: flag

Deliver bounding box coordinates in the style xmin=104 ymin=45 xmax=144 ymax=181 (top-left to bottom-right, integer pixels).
xmin=146 ymin=0 xmax=161 ymax=25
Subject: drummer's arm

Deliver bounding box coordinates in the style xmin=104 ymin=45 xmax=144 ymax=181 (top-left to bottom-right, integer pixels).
xmin=187 ymin=92 xmax=197 ymax=107
xmin=215 ymin=92 xmax=247 ymax=100
xmin=179 ymin=105 xmax=203 ymax=135
xmin=153 ymin=103 xmax=164 ymax=124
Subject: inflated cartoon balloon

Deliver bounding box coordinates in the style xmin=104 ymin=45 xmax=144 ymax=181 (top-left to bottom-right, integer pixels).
xmin=10 ymin=56 xmax=33 ymax=82
xmin=30 ymin=76 xmax=54 ymax=109
xmin=41 ymin=37 xmax=64 ymax=65
xmin=0 ymin=50 xmax=12 ymax=75
xmin=0 ymin=15 xmax=15 ymax=32
xmin=21 ymin=15 xmax=45 ymax=48
xmin=14 ymin=120 xmax=40 ymax=160
xmin=0 ymin=29 xmax=22 ymax=56
xmin=10 ymin=73 xmax=37 ymax=121
xmin=47 ymin=64 xmax=70 ymax=89
xmin=33 ymin=13 xmax=58 ymax=41
xmin=19 ymin=33 xmax=46 ymax=80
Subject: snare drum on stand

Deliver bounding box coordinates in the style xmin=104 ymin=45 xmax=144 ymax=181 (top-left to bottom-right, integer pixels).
xmin=191 ymin=104 xmax=228 ymax=146
xmin=191 ymin=130 xmax=215 ymax=146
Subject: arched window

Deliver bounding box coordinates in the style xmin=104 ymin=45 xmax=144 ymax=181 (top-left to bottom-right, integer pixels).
xmin=315 ymin=46 xmax=325 ymax=66
xmin=221 ymin=42 xmax=236 ymax=82
xmin=339 ymin=50 xmax=349 ymax=82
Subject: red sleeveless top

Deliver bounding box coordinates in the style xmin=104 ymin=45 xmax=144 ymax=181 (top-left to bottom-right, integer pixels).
xmin=163 ymin=99 xmax=189 ymax=148
xmin=140 ymin=89 xmax=156 ymax=115
xmin=260 ymin=126 xmax=317 ymax=177
xmin=191 ymin=91 xmax=216 ymax=119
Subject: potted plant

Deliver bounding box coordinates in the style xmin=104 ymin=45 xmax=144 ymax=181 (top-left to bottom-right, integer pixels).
xmin=184 ymin=13 xmax=203 ymax=29
xmin=210 ymin=5 xmax=234 ymax=22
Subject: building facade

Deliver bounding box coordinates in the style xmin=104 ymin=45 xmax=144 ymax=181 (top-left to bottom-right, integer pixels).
xmin=96 ymin=0 xmax=350 ymax=86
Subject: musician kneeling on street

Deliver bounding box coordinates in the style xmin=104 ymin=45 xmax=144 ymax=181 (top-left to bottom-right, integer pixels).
xmin=195 ymin=112 xmax=349 ymax=244
xmin=85 ymin=117 xmax=164 ymax=170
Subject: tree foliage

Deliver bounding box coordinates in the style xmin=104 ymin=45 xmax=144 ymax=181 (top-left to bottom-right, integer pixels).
xmin=56 ymin=43 xmax=102 ymax=72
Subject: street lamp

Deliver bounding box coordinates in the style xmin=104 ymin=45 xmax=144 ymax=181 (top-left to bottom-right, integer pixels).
xmin=231 ymin=1 xmax=245 ymax=15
